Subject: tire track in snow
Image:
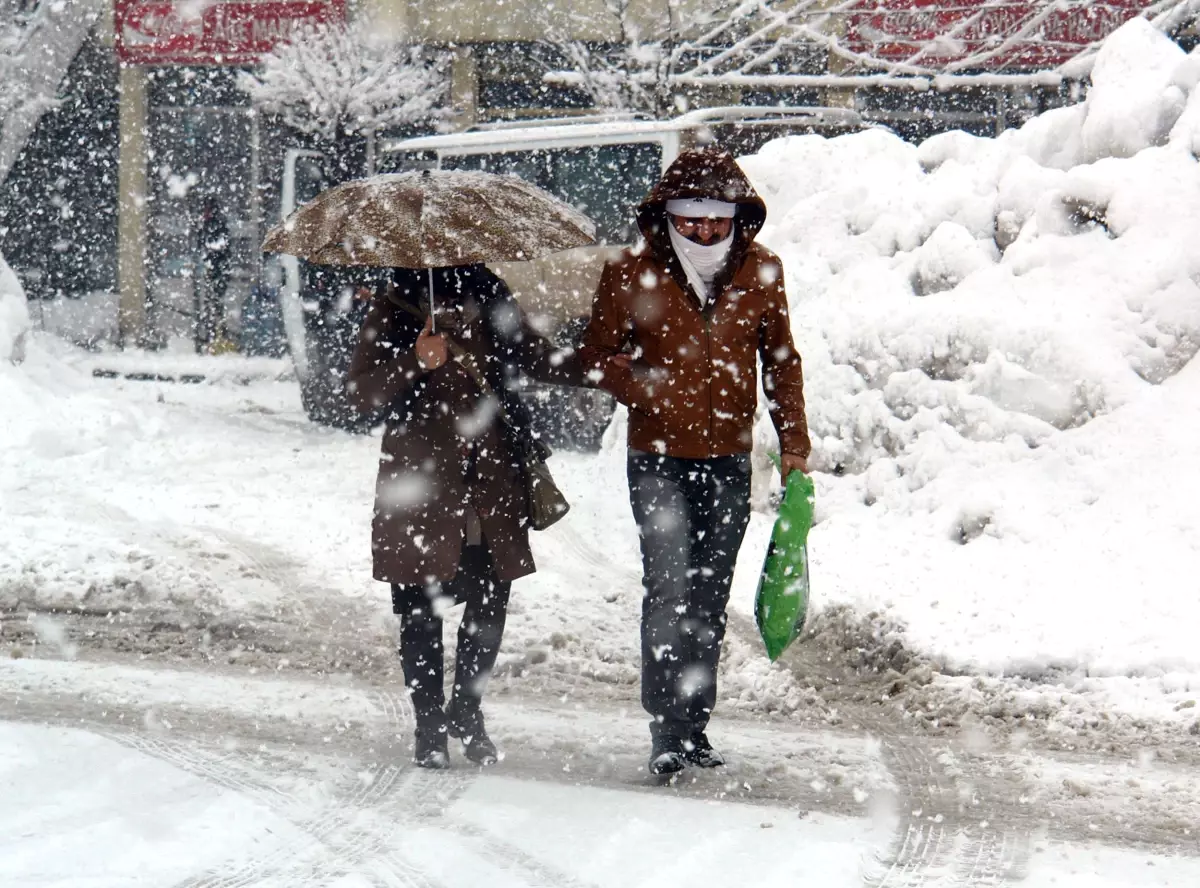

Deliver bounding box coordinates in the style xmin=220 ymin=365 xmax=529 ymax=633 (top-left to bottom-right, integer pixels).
xmin=145 ymin=743 xmax=416 ymax=888
xmin=90 ymin=678 xmax=424 ymax=888
xmin=149 ymin=676 xmax=426 ymax=888
xmin=141 ymin=734 xmax=592 ymax=888
xmin=100 ymin=709 xmax=592 ymax=888
xmin=852 ymin=733 xmax=1032 ymax=887
xmin=865 ymin=736 xmax=955 ymax=887
xmin=725 ymin=611 xmax=1034 ymax=887
xmin=439 ymin=817 xmax=602 ymax=888
xmin=854 ymin=705 xmax=1033 ymax=887
xmin=371 ymin=686 xmax=416 ymax=732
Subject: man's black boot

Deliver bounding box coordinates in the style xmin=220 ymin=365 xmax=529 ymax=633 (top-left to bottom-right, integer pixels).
xmin=648 ymin=734 xmax=686 ymax=776
xmin=684 ymin=731 xmax=725 ymax=768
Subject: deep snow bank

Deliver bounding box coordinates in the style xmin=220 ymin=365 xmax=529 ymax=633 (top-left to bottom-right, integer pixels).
xmin=741 ymin=19 xmax=1200 ymax=692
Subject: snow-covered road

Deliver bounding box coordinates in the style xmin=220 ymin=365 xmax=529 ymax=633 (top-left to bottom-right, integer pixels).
xmin=3 ymin=654 xmax=1199 ymax=887
xmin=0 ymin=658 xmax=889 ymax=888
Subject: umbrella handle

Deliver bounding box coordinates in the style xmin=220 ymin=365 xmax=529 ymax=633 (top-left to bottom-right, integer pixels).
xmin=428 ymin=266 xmax=436 ymax=334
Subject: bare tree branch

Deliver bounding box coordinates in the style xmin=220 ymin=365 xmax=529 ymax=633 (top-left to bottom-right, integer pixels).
xmin=239 ymin=20 xmax=451 ymax=144
xmin=543 ymin=0 xmax=1200 ymax=105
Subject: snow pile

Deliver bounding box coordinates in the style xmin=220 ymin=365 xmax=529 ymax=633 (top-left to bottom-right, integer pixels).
xmin=0 ymin=336 xmax=355 ymax=624
xmin=0 ymin=341 xmax=213 ymax=616
xmin=0 ymin=251 xmax=29 ymax=364
xmin=739 ymin=19 xmax=1200 ymax=698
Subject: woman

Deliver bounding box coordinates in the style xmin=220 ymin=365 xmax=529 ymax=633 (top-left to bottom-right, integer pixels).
xmin=346 ymin=265 xmax=582 ymax=768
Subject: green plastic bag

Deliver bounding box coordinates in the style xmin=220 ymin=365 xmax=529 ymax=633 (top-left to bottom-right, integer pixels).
xmin=755 ymin=469 xmax=815 ymax=661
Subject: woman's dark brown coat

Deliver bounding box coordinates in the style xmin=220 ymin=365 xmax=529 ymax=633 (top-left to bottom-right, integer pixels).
xmin=347 ymin=265 xmax=582 ymax=586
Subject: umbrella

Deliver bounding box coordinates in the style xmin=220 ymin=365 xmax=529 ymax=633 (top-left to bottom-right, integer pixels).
xmin=262 ymin=169 xmax=596 ymax=332
xmin=262 ymin=169 xmax=597 ymax=267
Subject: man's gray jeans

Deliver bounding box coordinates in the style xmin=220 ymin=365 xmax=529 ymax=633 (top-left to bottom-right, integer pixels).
xmin=627 ymin=451 xmax=752 ymax=741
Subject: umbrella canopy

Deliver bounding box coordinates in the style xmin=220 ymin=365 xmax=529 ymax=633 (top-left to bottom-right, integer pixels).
xmin=262 ymin=169 xmax=597 ymax=268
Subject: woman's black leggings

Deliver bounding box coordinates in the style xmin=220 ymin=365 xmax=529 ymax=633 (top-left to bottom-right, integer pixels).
xmin=391 ymin=545 xmax=511 ymax=736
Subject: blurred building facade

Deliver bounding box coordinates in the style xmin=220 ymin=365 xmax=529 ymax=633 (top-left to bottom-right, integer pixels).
xmin=0 ymin=0 xmax=1192 ymax=345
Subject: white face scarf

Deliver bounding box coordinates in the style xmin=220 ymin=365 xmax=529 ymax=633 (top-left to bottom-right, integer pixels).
xmin=668 ymin=225 xmax=735 ymax=308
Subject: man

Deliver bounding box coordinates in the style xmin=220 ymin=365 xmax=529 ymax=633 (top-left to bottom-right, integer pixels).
xmin=580 ymin=148 xmax=810 ymax=776
xmin=197 ymin=196 xmax=231 ymax=354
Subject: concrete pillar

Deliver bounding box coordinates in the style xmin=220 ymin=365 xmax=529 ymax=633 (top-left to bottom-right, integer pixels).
xmin=450 ymin=45 xmax=478 ymax=131
xmin=819 ymin=0 xmax=858 ymax=111
xmin=117 ymin=63 xmax=148 ymax=347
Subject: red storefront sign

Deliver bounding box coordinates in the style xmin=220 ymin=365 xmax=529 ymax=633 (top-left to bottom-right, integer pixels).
xmin=845 ymin=1 xmax=1156 ymax=70
xmin=115 ymin=0 xmax=347 ymax=65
